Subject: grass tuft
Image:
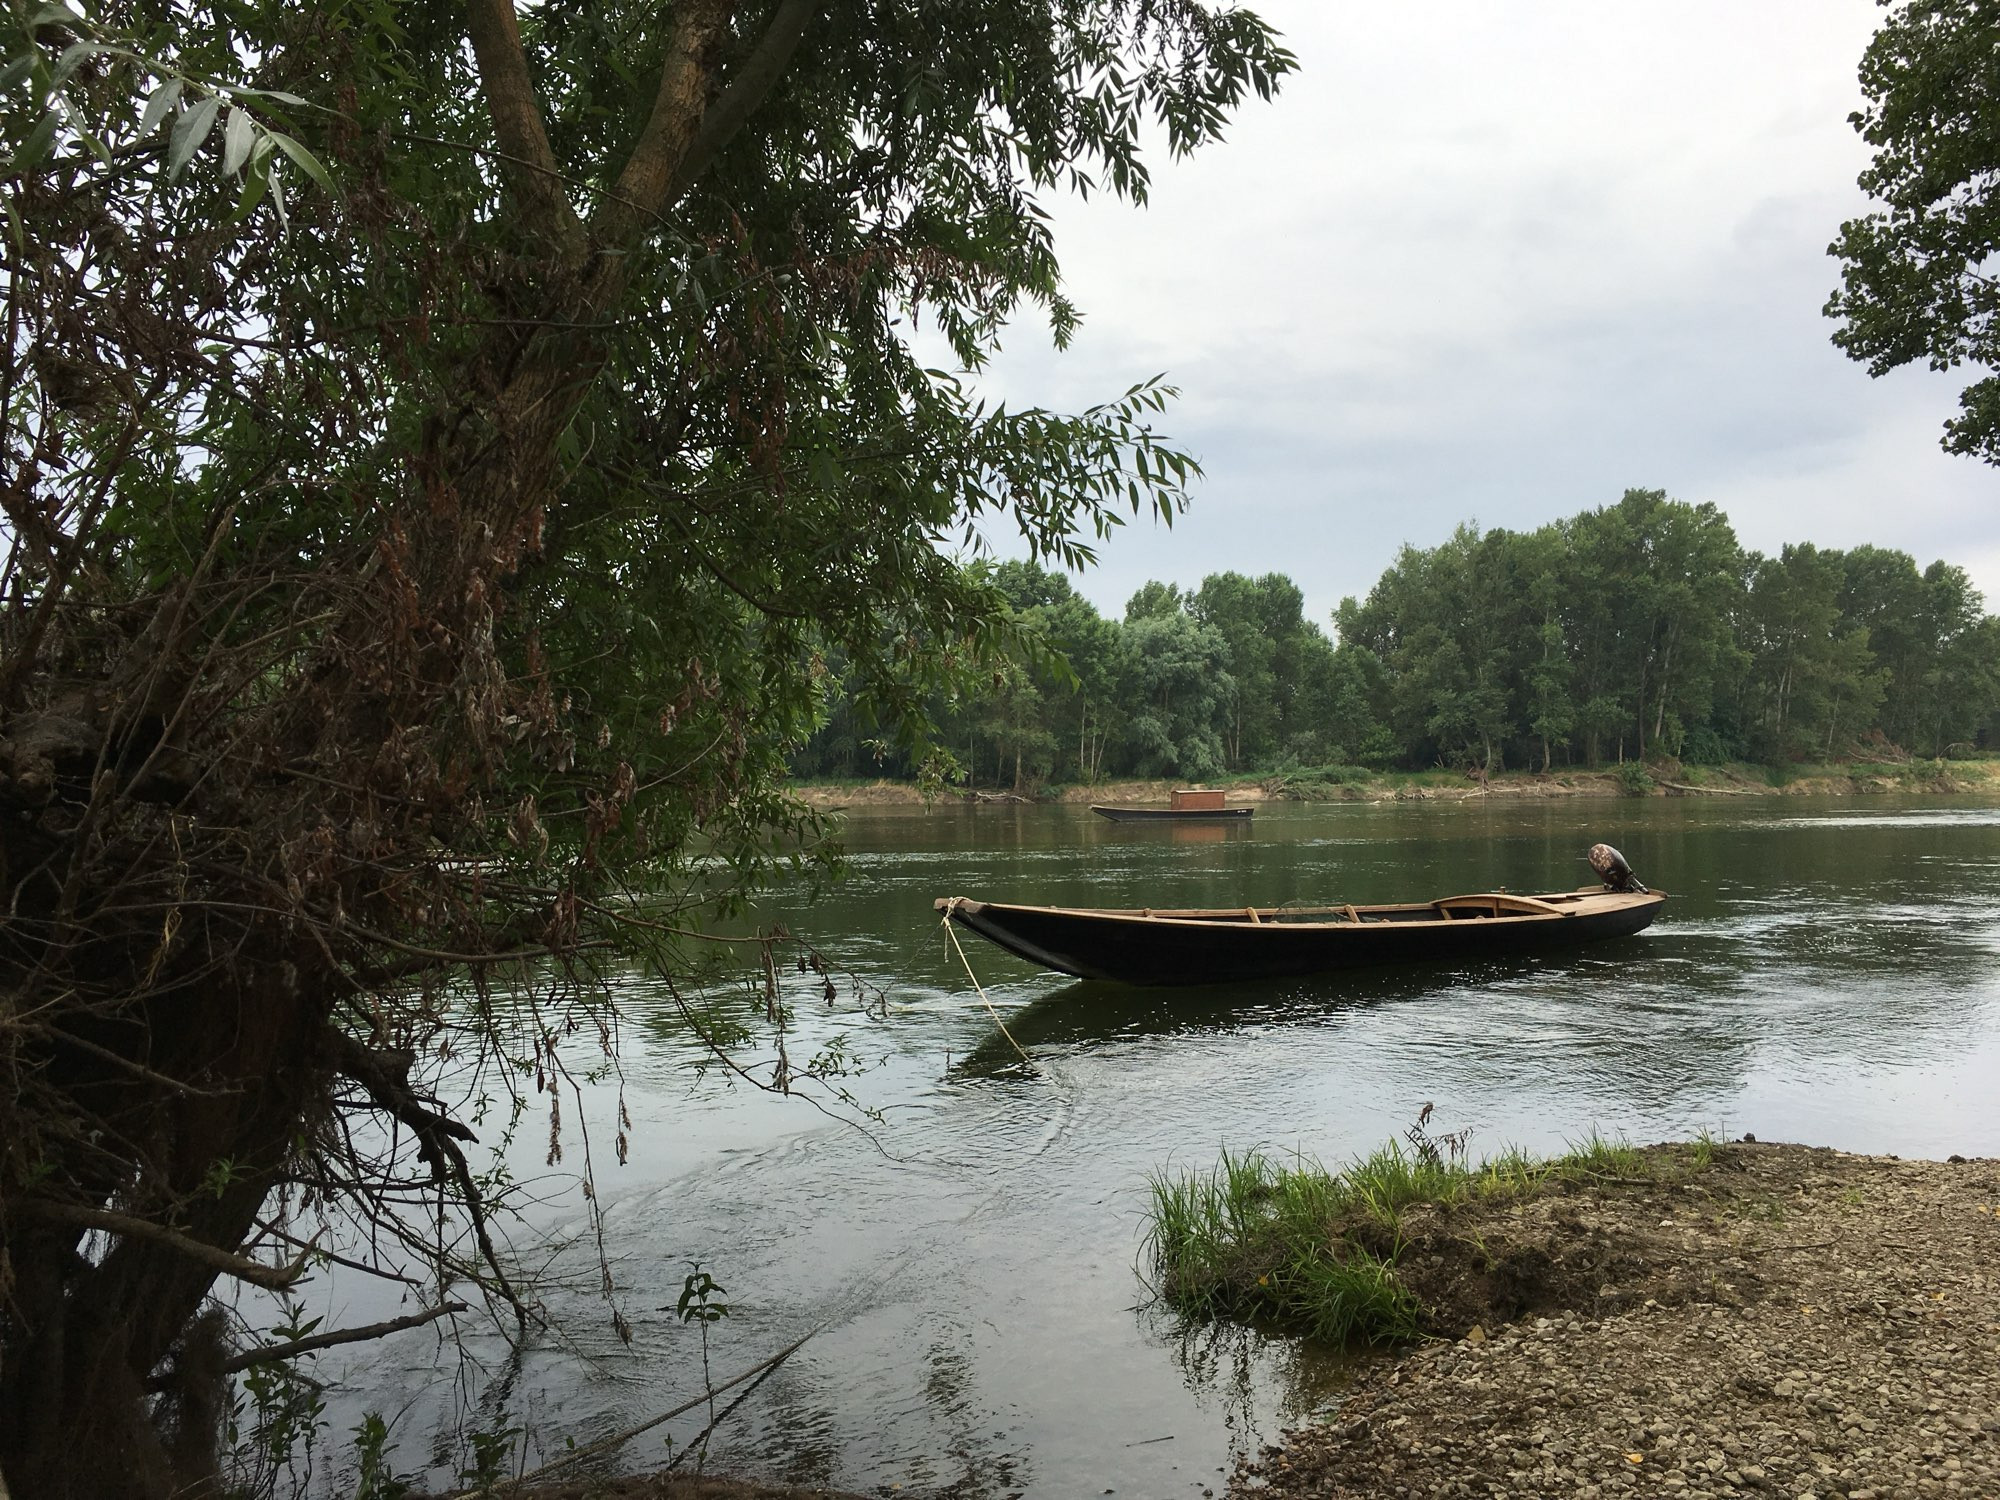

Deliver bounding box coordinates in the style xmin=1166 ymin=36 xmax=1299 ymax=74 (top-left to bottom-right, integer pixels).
xmin=1145 ymin=1129 xmax=1655 ymax=1346
xmin=1558 ymin=1127 xmax=1646 ymax=1180
xmin=1144 ymin=1147 xmax=1420 ymax=1344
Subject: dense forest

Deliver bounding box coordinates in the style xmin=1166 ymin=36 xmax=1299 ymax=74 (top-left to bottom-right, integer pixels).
xmin=794 ymin=489 xmax=2000 ymax=787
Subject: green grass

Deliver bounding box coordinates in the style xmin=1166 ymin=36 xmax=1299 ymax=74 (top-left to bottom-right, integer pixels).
xmin=1144 ymin=1147 xmax=1420 ymax=1344
xmin=1562 ymin=1126 xmax=1646 ymax=1178
xmin=1689 ymin=1128 xmax=1718 ymax=1170
xmin=1144 ymin=1133 xmax=1660 ymax=1346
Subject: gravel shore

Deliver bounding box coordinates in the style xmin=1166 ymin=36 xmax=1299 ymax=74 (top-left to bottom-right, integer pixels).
xmin=1233 ymin=1141 xmax=1999 ymax=1500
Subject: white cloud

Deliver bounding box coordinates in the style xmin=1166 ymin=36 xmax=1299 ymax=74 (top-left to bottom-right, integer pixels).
xmin=959 ymin=1 xmax=1997 ymax=626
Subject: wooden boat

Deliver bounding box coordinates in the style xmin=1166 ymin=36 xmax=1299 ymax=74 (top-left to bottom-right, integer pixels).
xmin=934 ymin=885 xmax=1665 ymax=987
xmin=1091 ymin=787 xmax=1252 ymax=822
xmin=1091 ymin=804 xmax=1254 ymax=823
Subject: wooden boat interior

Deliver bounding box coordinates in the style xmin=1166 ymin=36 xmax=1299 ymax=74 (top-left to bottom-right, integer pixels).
xmin=1011 ymin=887 xmax=1649 ymax=927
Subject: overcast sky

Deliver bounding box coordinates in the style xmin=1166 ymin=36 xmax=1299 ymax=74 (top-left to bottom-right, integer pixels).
xmin=961 ymin=0 xmax=1996 ymax=633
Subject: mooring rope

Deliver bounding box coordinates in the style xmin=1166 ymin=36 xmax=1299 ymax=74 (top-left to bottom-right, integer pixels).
xmin=938 ymin=897 xmax=1029 ymax=1063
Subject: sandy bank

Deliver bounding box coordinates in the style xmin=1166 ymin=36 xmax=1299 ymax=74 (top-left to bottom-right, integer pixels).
xmin=1236 ymin=1140 xmax=2000 ymax=1500
xmin=787 ymin=762 xmax=2000 ymax=809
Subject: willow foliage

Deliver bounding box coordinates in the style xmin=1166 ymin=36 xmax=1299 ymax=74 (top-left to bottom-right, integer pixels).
xmin=0 ymin=3 xmax=1291 ymax=1491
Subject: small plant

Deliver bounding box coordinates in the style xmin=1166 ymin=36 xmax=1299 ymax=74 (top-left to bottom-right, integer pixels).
xmin=674 ymin=1263 xmax=732 ymax=1472
xmin=227 ymin=1300 xmax=328 ymax=1497
xmin=457 ymin=1424 xmax=522 ymax=1493
xmin=1560 ymin=1127 xmax=1646 ymax=1180
xmin=677 ymin=1263 xmax=732 ymax=1327
xmin=1143 ymin=1147 xmax=1420 ymax=1345
xmin=350 ymin=1413 xmax=412 ymax=1500
xmin=199 ymin=1156 xmax=251 ymax=1199
xmin=1404 ymin=1101 xmax=1473 ymax=1168
xmin=1613 ymin=761 xmax=1655 ymax=796
xmin=1898 ymin=758 xmax=1948 ymax=785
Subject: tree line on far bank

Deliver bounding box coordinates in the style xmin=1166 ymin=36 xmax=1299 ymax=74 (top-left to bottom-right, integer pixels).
xmin=793 ymin=489 xmax=2000 ymax=788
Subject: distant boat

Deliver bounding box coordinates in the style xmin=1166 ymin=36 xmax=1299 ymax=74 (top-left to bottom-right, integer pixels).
xmin=935 ymin=861 xmax=1664 ymax=987
xmin=1091 ymin=787 xmax=1252 ymax=822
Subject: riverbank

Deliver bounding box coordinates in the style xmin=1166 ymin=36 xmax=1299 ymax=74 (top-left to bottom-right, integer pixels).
xmin=470 ymin=1141 xmax=1997 ymax=1500
xmin=491 ymin=1478 xmax=869 ymax=1499
xmin=1231 ymin=1140 xmax=2000 ymax=1500
xmin=788 ymin=760 xmax=2000 ymax=809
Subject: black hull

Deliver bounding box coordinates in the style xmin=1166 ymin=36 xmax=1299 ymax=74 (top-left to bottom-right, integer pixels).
xmin=1090 ymin=805 xmax=1254 ymax=822
xmin=936 ymin=890 xmax=1664 ymax=987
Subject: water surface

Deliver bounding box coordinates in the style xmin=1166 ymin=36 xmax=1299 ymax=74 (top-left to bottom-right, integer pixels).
xmin=315 ymin=796 xmax=2000 ymax=1496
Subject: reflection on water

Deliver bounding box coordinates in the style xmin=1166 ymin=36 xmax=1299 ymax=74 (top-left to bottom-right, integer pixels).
xmin=310 ymin=795 xmax=2000 ymax=1496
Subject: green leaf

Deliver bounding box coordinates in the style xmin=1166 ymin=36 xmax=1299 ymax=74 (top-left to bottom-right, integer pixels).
xmin=10 ymin=109 xmax=61 ymax=173
xmin=221 ymin=105 xmax=254 ymax=175
xmin=26 ymin=3 xmax=85 ymax=30
xmin=167 ymin=93 xmax=219 ymax=178
xmin=0 ymin=54 xmax=37 ymax=94
xmin=138 ymin=77 xmax=181 ymax=136
xmin=207 ymin=82 xmax=310 ymax=108
xmin=265 ymin=128 xmax=335 ymax=194
xmin=230 ymin=154 xmax=271 ymax=222
xmin=50 ymin=39 xmax=103 ymax=88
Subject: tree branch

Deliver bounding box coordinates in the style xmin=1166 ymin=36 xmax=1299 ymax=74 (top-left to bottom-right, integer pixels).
xmin=324 ymin=1027 xmax=531 ymax=1326
xmin=324 ymin=1028 xmax=477 ymax=1166
xmin=449 ymin=1320 xmax=826 ymax=1497
xmin=221 ymin=1300 xmax=469 ymax=1375
xmin=668 ymin=0 xmax=815 ymax=200
xmin=22 ymin=1202 xmax=312 ymax=1291
xmin=463 ymin=0 xmax=587 ymax=253
xmin=596 ymin=0 xmax=734 ymax=248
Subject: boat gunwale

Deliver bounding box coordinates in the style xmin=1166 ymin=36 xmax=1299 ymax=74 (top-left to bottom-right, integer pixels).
xmin=1087 ymin=803 xmax=1254 ymax=819
xmin=937 ymin=888 xmax=1664 ymax=933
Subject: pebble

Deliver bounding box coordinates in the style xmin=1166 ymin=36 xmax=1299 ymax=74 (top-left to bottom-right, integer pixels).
xmin=1226 ymin=1144 xmax=2000 ymax=1500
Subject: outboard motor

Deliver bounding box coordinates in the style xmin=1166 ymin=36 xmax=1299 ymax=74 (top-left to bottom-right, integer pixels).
xmin=1587 ymin=842 xmax=1648 ymax=893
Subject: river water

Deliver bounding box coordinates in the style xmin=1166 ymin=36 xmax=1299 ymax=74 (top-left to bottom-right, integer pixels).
xmin=312 ymin=795 xmax=2000 ymax=1496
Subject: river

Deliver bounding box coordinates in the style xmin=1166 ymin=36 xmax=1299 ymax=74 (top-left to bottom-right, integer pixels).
xmin=307 ymin=795 xmax=2000 ymax=1497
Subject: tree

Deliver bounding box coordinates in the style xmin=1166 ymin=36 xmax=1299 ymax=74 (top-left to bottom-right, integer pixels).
xmin=1510 ymin=525 xmax=1577 ymax=772
xmin=1124 ymin=577 xmax=1189 ymax=621
xmin=1828 ymin=0 xmax=2000 ymax=461
xmin=0 ymin=3 xmax=1292 ymax=1491
xmin=1312 ymin=640 xmax=1398 ymax=766
xmin=1838 ymin=544 xmax=1934 ymax=750
xmin=1560 ymin=491 xmax=1744 ymax=763
xmin=1741 ymin=545 xmax=1886 ymax=759
xmin=1901 ymin=561 xmax=2000 ymax=754
xmin=1337 ymin=526 xmax=1512 ymax=769
xmin=1190 ymin=571 xmax=1319 ymax=768
xmin=1036 ymin=586 xmax=1128 ymax=783
xmin=1118 ymin=610 xmax=1234 ymax=778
